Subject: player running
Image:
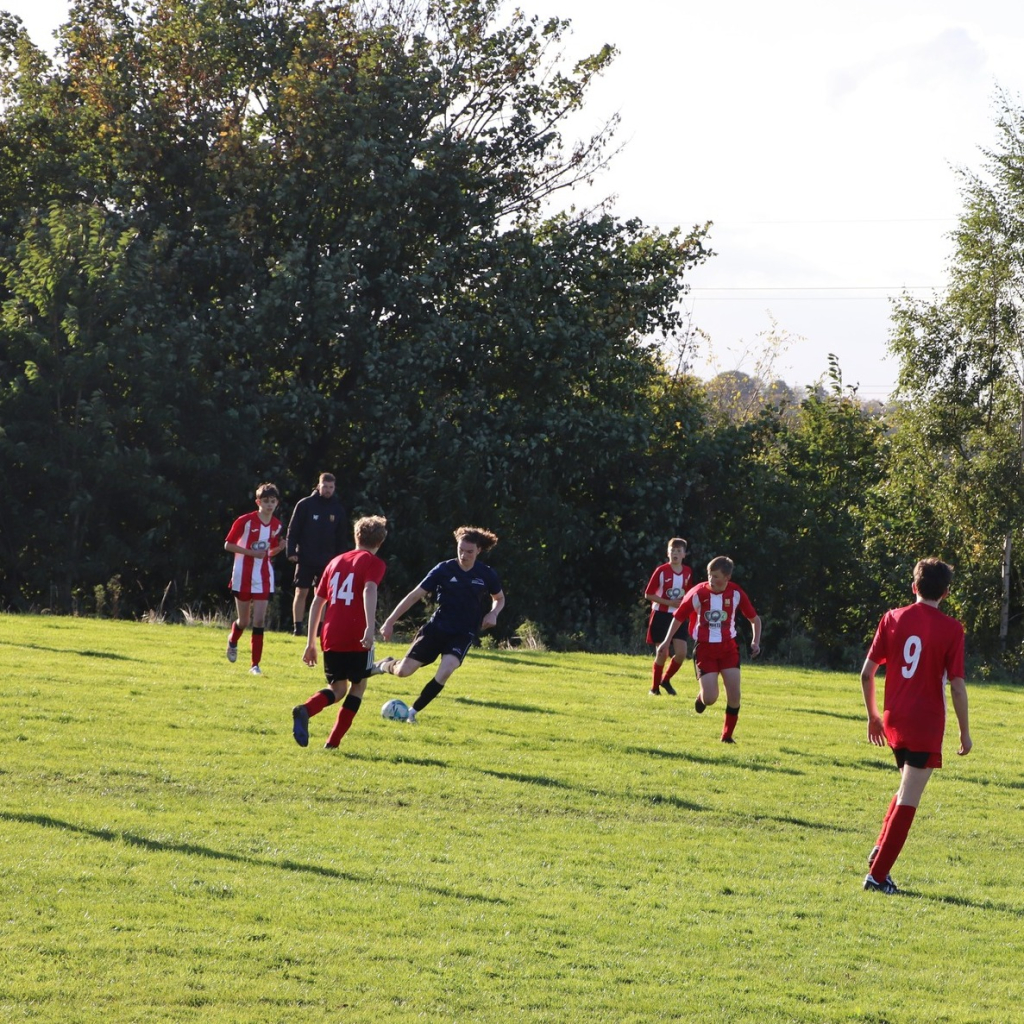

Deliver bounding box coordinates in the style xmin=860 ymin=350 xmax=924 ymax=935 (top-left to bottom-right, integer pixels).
xmin=656 ymin=555 xmax=761 ymax=743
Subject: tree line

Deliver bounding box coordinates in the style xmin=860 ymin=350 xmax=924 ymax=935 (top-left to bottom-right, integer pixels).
xmin=1 ymin=1 xmax=1022 ymax=671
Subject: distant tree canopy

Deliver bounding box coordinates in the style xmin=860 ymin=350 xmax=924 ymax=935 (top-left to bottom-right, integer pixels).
xmin=3 ymin=2 xmax=1024 ymax=672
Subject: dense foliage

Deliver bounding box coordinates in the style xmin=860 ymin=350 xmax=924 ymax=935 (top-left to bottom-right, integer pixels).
xmin=2 ymin=2 xmax=1024 ymax=670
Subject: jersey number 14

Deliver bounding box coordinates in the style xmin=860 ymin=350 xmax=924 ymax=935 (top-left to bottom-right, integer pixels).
xmin=328 ymin=571 xmax=356 ymax=606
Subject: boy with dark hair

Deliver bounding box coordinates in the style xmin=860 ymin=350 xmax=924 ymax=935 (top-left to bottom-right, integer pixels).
xmin=285 ymin=472 xmax=348 ymax=636
xmin=656 ymin=555 xmax=761 ymax=743
xmin=224 ymin=483 xmax=285 ymax=675
xmin=860 ymin=557 xmax=971 ymax=895
xmin=292 ymin=516 xmax=389 ymax=749
xmin=374 ymin=526 xmax=504 ymax=724
xmin=644 ymin=537 xmax=692 ymax=695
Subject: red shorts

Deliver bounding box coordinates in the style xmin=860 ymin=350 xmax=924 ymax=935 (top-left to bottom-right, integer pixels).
xmin=693 ymin=640 xmax=740 ymax=676
xmin=230 ymin=588 xmax=272 ymax=603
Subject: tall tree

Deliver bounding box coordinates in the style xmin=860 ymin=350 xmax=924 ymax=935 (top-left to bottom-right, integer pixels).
xmin=888 ymin=93 xmax=1024 ymax=659
xmin=0 ymin=0 xmax=711 ymax=634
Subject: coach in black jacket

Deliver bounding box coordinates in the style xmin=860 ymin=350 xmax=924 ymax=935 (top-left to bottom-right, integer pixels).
xmin=285 ymin=473 xmax=348 ymax=635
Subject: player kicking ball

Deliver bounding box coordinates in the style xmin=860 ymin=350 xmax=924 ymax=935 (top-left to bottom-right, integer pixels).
xmin=373 ymin=526 xmax=504 ymax=723
xmin=860 ymin=558 xmax=971 ymax=895
xmin=291 ymin=516 xmax=389 ymax=749
xmin=656 ymin=555 xmax=761 ymax=743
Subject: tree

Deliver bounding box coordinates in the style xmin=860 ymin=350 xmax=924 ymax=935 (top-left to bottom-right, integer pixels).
xmin=0 ymin=0 xmax=712 ymax=636
xmin=887 ymin=93 xmax=1024 ymax=661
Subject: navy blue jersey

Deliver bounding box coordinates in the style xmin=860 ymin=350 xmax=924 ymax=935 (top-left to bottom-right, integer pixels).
xmin=418 ymin=559 xmax=502 ymax=634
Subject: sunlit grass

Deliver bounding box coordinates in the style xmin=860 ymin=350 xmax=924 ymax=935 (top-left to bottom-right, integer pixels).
xmin=1 ymin=615 xmax=1022 ymax=1022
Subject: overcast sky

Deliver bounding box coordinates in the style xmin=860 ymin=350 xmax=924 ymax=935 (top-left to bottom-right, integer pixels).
xmin=9 ymin=0 xmax=1024 ymax=399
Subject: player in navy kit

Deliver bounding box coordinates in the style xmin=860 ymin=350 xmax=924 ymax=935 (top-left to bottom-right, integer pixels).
xmin=374 ymin=526 xmax=504 ymax=723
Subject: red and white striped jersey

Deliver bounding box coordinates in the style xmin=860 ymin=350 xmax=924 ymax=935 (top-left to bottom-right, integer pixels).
xmin=673 ymin=581 xmax=757 ymax=644
xmin=226 ymin=511 xmax=283 ymax=596
xmin=645 ymin=562 xmax=693 ymax=614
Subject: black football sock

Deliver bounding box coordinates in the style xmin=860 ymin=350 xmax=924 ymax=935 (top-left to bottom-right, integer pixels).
xmin=413 ymin=678 xmax=445 ymax=712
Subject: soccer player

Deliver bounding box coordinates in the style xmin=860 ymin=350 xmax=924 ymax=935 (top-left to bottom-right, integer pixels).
xmin=224 ymin=483 xmax=286 ymax=675
xmin=292 ymin=516 xmax=389 ymax=749
xmin=285 ymin=472 xmax=348 ymax=636
xmin=644 ymin=537 xmax=693 ymax=695
xmin=860 ymin=558 xmax=971 ymax=895
xmin=656 ymin=555 xmax=761 ymax=743
xmin=374 ymin=526 xmax=504 ymax=723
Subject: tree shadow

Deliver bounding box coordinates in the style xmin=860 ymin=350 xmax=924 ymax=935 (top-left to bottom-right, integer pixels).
xmin=625 ymin=746 xmax=805 ymax=775
xmin=0 ymin=641 xmax=137 ymax=661
xmin=0 ymin=810 xmax=505 ymax=904
xmin=453 ymin=696 xmax=558 ymax=715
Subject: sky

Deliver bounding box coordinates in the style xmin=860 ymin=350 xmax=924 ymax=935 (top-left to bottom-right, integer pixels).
xmin=8 ymin=0 xmax=1024 ymax=400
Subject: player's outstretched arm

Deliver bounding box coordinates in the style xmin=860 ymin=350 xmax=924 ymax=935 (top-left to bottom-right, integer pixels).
xmin=381 ymin=587 xmax=428 ymax=641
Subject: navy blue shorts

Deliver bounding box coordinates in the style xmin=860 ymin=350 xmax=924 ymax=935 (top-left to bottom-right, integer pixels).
xmin=406 ymin=622 xmax=475 ymax=667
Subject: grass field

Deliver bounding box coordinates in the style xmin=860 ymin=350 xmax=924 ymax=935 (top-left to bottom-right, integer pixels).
xmin=2 ymin=615 xmax=1023 ymax=1023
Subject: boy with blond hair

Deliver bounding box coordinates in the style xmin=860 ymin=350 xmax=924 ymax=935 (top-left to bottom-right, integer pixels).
xmin=292 ymin=516 xmax=389 ymax=749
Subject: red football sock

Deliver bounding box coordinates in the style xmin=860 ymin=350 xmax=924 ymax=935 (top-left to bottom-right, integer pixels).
xmin=876 ymin=795 xmax=899 ymax=848
xmin=304 ymin=690 xmax=332 ymax=717
xmin=326 ymin=708 xmax=357 ymax=747
xmin=250 ymin=627 xmax=264 ymax=667
xmin=722 ymin=706 xmax=740 ymax=740
xmin=652 ymin=663 xmax=664 ymax=689
xmin=228 ymin=621 xmax=244 ymax=645
xmin=663 ymin=659 xmax=683 ymax=683
xmin=870 ymin=804 xmax=916 ymax=882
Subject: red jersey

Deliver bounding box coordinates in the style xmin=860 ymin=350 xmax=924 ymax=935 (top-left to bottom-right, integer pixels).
xmin=645 ymin=562 xmax=693 ymax=614
xmin=674 ymin=581 xmax=757 ymax=645
xmin=316 ymin=549 xmax=387 ymax=652
xmin=867 ymin=602 xmax=965 ymax=754
xmin=226 ymin=512 xmax=283 ymax=596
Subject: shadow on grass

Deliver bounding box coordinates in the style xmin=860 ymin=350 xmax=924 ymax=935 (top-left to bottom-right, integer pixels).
xmin=745 ymin=812 xmax=855 ymax=833
xmin=789 ymin=707 xmax=864 ymax=723
xmin=480 ymin=769 xmax=574 ymax=789
xmin=469 ymin=651 xmax=560 ymax=669
xmin=0 ymin=810 xmax=506 ymax=905
xmin=625 ymin=746 xmax=805 ymax=776
xmin=0 ymin=642 xmax=138 ymax=661
xmin=899 ymin=889 xmax=1024 ymax=916
xmin=453 ymin=696 xmax=558 ymax=715
xmin=347 ymin=752 xmax=449 ymax=769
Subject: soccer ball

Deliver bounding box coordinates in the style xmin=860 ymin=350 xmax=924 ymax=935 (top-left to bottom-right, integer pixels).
xmin=381 ymin=698 xmax=410 ymax=721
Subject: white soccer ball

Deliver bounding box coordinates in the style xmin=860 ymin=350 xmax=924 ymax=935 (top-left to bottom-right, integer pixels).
xmin=381 ymin=698 xmax=410 ymax=721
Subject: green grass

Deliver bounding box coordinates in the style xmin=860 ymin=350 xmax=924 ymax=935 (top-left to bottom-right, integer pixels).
xmin=1 ymin=615 xmax=1023 ymax=1023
